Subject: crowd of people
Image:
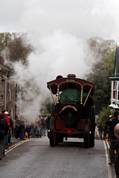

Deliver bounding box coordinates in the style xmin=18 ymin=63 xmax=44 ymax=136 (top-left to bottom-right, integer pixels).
xmin=0 ymin=110 xmax=13 ymax=160
xmin=103 ymin=110 xmax=119 ymax=176
xmin=0 ymin=112 xmax=47 ymax=160
xmin=13 ymin=116 xmax=47 ymax=140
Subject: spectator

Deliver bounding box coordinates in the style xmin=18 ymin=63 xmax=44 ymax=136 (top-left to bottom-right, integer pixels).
xmin=40 ymin=117 xmax=46 ymax=136
xmin=19 ymin=120 xmax=25 ymax=140
xmin=97 ymin=124 xmax=103 ymax=139
xmin=103 ymin=114 xmax=113 ymax=140
xmin=2 ymin=111 xmax=13 ymax=147
xmin=0 ymin=113 xmax=9 ymax=159
xmin=105 ymin=111 xmax=119 ymax=164
xmin=25 ymin=125 xmax=31 ymax=139
xmin=14 ymin=119 xmax=21 ymax=139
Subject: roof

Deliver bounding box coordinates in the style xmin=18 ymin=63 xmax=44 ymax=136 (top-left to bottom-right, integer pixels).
xmin=47 ymin=75 xmax=94 ymax=94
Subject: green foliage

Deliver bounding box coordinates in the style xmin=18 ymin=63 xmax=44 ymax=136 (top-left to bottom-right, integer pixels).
xmin=97 ymin=106 xmax=111 ymax=128
xmin=87 ymin=38 xmax=116 ymax=113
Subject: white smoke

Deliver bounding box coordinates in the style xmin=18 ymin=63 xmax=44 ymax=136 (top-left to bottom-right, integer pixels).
xmin=2 ymin=0 xmax=119 ymax=122
xmin=12 ymin=31 xmax=95 ymax=121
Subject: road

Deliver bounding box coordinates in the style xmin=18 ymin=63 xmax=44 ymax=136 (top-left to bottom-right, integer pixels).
xmin=0 ymin=137 xmax=113 ymax=178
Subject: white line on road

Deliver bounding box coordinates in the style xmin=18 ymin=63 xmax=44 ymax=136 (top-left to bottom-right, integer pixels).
xmin=5 ymin=139 xmax=29 ymax=154
xmin=103 ymin=140 xmax=116 ymax=178
xmin=5 ymin=137 xmax=116 ymax=178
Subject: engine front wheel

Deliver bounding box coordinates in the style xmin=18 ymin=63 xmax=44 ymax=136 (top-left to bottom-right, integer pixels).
xmin=49 ymin=136 xmax=55 ymax=147
xmin=84 ymin=134 xmax=90 ymax=148
xmin=49 ymin=132 xmax=59 ymax=147
xmin=84 ymin=132 xmax=95 ymax=148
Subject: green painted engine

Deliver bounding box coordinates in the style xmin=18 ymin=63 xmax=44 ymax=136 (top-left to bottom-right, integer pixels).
xmin=47 ymin=74 xmax=95 ymax=147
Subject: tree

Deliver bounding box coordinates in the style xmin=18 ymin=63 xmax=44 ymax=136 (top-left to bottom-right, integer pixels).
xmin=8 ymin=34 xmax=33 ymax=64
xmin=0 ymin=33 xmax=12 ymax=53
xmin=87 ymin=38 xmax=116 ymax=113
xmin=97 ymin=106 xmax=111 ymax=128
xmin=0 ymin=33 xmax=33 ymax=65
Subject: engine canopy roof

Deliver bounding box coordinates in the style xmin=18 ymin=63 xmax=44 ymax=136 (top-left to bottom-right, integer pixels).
xmin=47 ymin=74 xmax=94 ymax=94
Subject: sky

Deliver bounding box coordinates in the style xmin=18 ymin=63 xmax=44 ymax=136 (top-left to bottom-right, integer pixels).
xmin=1 ymin=0 xmax=119 ymax=121
xmin=0 ymin=0 xmax=119 ymax=38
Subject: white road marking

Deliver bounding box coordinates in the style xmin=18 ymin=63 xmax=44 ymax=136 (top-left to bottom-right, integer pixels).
xmin=103 ymin=140 xmax=116 ymax=178
xmin=5 ymin=137 xmax=116 ymax=178
xmin=5 ymin=139 xmax=29 ymax=154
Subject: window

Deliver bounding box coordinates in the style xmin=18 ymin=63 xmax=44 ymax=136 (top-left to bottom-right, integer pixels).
xmin=117 ymin=81 xmax=119 ymax=100
xmin=112 ymin=81 xmax=117 ymax=100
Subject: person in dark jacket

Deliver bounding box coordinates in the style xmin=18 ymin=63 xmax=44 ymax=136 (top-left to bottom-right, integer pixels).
xmin=0 ymin=113 xmax=9 ymax=159
xmin=103 ymin=115 xmax=112 ymax=139
xmin=19 ymin=121 xmax=25 ymax=140
xmin=105 ymin=111 xmax=119 ymax=164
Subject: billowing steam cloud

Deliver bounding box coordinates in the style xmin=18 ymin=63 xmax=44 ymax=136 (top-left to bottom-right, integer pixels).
xmin=12 ymin=31 xmax=95 ymax=122
xmin=1 ymin=0 xmax=119 ymax=122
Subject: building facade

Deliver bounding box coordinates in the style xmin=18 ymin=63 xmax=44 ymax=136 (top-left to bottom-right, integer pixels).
xmin=0 ymin=57 xmax=17 ymax=120
xmin=110 ymin=47 xmax=119 ymax=109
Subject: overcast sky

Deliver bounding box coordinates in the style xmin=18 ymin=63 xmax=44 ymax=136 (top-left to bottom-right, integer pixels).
xmin=0 ymin=0 xmax=119 ymax=39
xmin=1 ymin=0 xmax=119 ymax=119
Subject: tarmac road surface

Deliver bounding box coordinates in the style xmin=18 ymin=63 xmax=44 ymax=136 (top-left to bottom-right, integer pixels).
xmin=0 ymin=137 xmax=114 ymax=178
